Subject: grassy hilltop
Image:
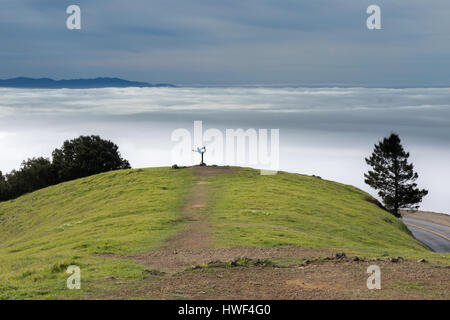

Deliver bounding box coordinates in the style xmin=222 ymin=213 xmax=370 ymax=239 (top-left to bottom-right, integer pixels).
xmin=0 ymin=167 xmax=448 ymax=299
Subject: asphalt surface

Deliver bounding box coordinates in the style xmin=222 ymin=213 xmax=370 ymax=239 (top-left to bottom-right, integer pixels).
xmin=403 ymin=217 xmax=450 ymax=252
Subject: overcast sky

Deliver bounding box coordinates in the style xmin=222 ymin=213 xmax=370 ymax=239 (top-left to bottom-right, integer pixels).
xmin=1 ymin=0 xmax=450 ymax=85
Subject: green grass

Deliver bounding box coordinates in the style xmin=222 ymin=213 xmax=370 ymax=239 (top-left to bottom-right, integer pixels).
xmin=206 ymin=168 xmax=450 ymax=262
xmin=392 ymin=281 xmax=429 ymax=291
xmin=0 ymin=167 xmax=194 ymax=299
xmin=0 ymin=166 xmax=448 ymax=299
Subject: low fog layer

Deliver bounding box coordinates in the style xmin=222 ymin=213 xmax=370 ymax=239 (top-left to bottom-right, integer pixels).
xmin=0 ymin=87 xmax=449 ymax=213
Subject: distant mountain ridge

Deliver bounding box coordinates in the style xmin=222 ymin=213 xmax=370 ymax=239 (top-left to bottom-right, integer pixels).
xmin=0 ymin=77 xmax=175 ymax=89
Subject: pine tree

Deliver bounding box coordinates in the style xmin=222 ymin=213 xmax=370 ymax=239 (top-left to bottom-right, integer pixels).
xmin=364 ymin=133 xmax=428 ymax=217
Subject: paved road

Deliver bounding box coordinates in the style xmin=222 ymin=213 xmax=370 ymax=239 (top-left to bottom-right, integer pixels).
xmin=403 ymin=217 xmax=450 ymax=252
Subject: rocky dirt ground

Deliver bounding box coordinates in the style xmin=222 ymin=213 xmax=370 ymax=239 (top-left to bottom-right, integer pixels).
xmin=91 ymin=254 xmax=450 ymax=300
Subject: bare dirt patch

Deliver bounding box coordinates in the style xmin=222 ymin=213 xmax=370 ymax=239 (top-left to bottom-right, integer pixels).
xmin=89 ymin=259 xmax=450 ymax=300
xmin=122 ymin=246 xmax=336 ymax=271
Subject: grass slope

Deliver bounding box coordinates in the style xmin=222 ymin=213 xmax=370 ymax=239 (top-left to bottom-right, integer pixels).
xmin=0 ymin=168 xmax=194 ymax=299
xmin=207 ymin=168 xmax=443 ymax=259
xmin=0 ymin=166 xmax=447 ymax=299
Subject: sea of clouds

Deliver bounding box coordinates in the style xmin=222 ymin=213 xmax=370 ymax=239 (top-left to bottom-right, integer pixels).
xmin=0 ymin=86 xmax=449 ymax=213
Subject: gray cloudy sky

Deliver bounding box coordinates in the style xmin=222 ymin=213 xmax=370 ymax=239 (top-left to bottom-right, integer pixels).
xmin=1 ymin=0 xmax=450 ymax=85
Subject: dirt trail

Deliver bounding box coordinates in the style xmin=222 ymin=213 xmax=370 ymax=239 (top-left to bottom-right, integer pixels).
xmin=159 ymin=167 xmax=217 ymax=251
xmin=116 ymin=166 xmax=240 ymax=270
xmin=163 ymin=166 xmax=235 ymax=251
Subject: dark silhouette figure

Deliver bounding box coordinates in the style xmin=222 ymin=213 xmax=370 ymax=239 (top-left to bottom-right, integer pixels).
xmin=193 ymin=146 xmax=206 ymax=166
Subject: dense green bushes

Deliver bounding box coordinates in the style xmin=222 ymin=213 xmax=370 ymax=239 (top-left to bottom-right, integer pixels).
xmin=0 ymin=135 xmax=130 ymax=201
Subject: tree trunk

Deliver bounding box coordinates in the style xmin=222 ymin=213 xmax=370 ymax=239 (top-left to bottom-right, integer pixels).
xmin=393 ymin=159 xmax=399 ymax=217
